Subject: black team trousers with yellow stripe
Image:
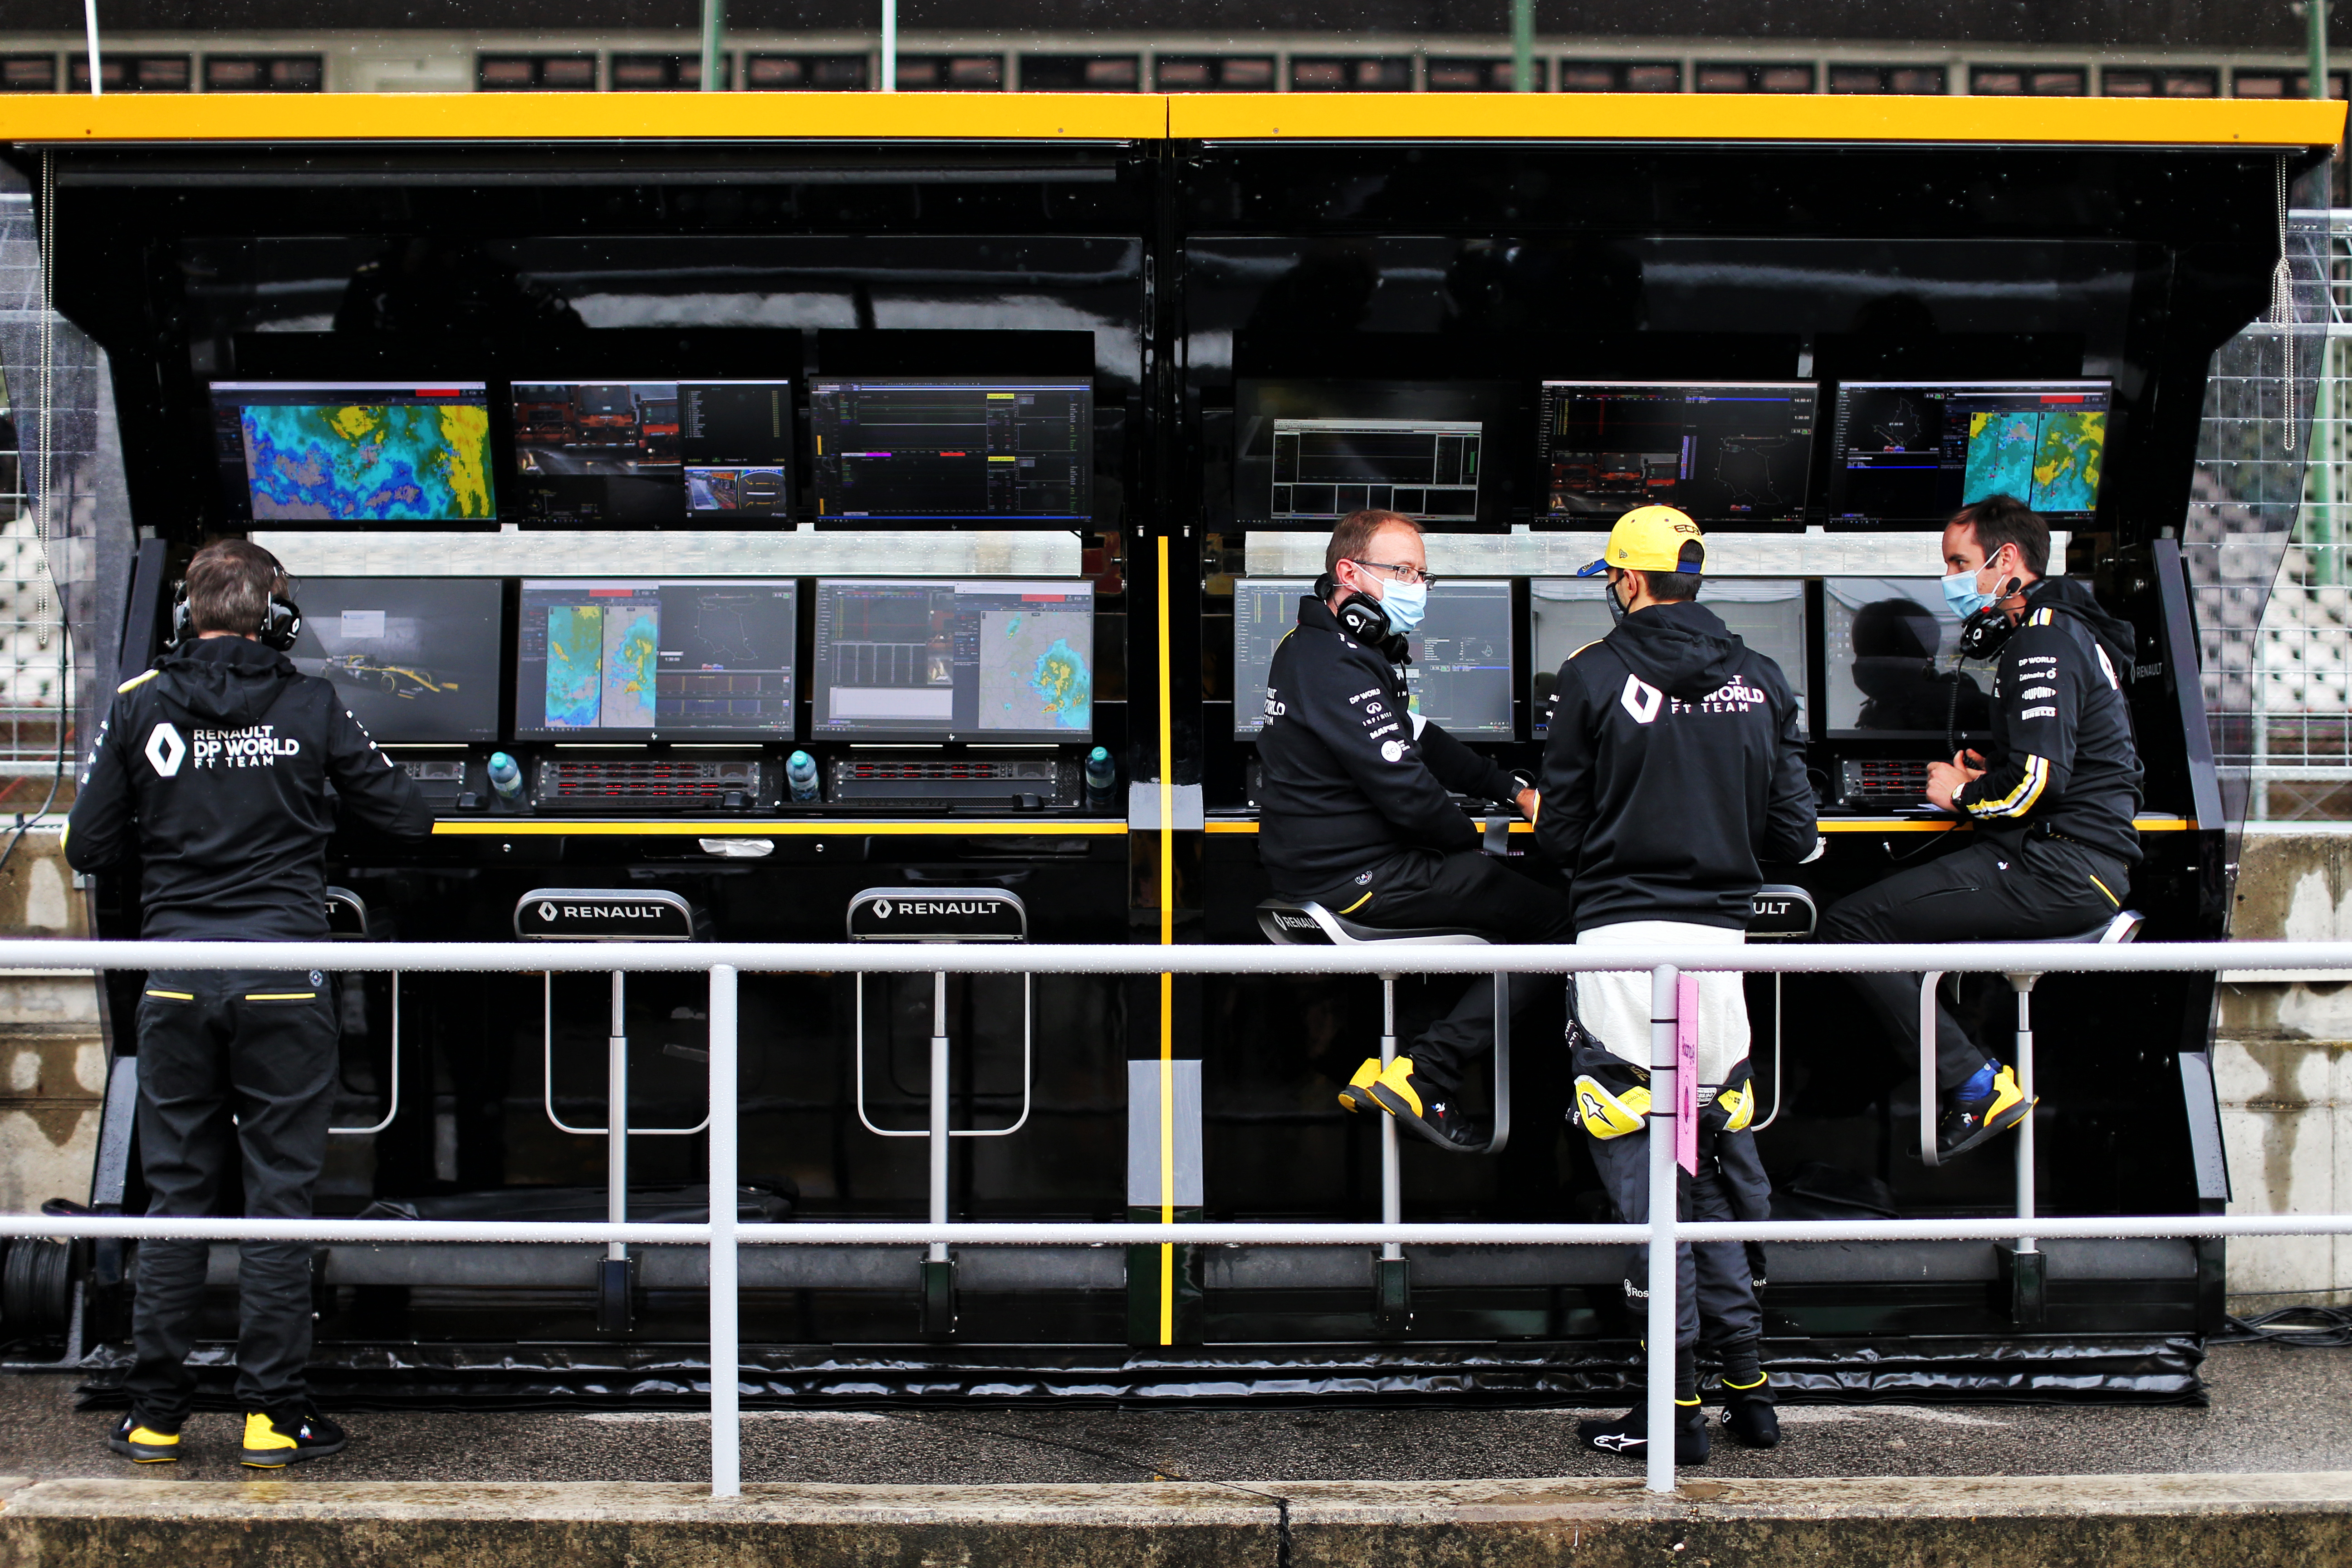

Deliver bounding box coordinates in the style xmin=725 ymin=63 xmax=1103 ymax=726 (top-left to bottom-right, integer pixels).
xmin=127 ymin=968 xmax=339 ymax=1424
xmin=1819 ymin=835 xmax=2131 ymax=1092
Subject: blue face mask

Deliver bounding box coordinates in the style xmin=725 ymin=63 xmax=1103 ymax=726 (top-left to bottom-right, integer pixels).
xmin=1377 ymin=577 xmax=1428 ymax=634
xmin=1941 ymin=566 xmax=1996 ymax=619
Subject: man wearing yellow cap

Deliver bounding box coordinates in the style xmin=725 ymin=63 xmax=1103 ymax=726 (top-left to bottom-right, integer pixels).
xmin=1536 ymin=505 xmax=1816 ymax=1467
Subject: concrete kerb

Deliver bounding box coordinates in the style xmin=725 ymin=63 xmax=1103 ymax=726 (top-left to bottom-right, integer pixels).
xmin=1 ymin=1473 xmax=2350 ymax=1567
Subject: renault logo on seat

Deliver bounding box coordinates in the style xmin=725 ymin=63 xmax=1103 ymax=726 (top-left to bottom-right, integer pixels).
xmin=539 ymin=902 xmax=555 ymax=922
xmin=873 ymin=899 xmax=893 ymax=920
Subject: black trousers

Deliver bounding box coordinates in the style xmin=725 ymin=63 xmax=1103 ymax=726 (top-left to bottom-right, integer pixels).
xmin=1328 ymin=848 xmax=1576 ymax=1096
xmin=1586 ymin=1123 xmax=1769 ymax=1353
xmin=127 ymin=967 xmax=339 ymax=1423
xmin=1818 ymin=836 xmax=2130 ymax=1091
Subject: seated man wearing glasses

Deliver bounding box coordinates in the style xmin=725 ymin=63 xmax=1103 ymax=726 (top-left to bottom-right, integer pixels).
xmin=1256 ymin=507 xmax=1568 ymax=1151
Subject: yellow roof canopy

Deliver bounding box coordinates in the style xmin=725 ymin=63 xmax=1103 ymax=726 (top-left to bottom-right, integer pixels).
xmin=0 ymin=90 xmax=2338 ymax=148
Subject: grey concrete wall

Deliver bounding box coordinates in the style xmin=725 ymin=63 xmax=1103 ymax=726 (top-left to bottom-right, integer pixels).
xmin=2218 ymin=828 xmax=2352 ymax=1306
xmin=0 ymin=828 xmax=102 ymax=1216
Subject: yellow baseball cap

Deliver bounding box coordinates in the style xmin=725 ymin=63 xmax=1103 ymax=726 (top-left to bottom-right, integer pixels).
xmin=1576 ymin=505 xmax=1707 ymax=578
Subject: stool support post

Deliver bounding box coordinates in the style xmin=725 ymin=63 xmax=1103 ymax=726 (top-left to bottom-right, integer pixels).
xmin=1646 ymin=963 xmax=1680 ymax=1496
xmin=2011 ymin=974 xmax=2039 ymax=1254
xmin=930 ymin=970 xmax=951 ymax=1264
xmin=1380 ymin=973 xmax=1401 ymax=1262
xmin=608 ymin=970 xmax=627 ymax=1262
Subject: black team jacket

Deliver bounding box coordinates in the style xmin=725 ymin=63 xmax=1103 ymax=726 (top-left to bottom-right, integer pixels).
xmin=1257 ymin=595 xmax=1523 ymax=902
xmin=1952 ymin=575 xmax=2144 ymax=868
xmin=1536 ymin=598 xmax=1816 ymax=932
xmin=64 ymin=637 xmax=431 ymax=940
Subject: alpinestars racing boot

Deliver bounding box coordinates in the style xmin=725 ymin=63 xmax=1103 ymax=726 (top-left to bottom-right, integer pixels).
xmin=1361 ymin=1055 xmax=1487 ymax=1152
xmin=1577 ymin=1398 xmax=1710 ymax=1465
xmin=240 ymin=1408 xmax=348 ymax=1469
xmin=1939 ymin=1062 xmax=2033 ymax=1160
xmin=1717 ymin=1373 xmax=1780 ymax=1449
xmin=108 ymin=1412 xmax=181 ymax=1463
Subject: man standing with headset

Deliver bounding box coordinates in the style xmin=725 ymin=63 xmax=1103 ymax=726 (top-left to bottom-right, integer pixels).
xmin=1256 ymin=508 xmax=1568 ymax=1151
xmin=66 ymin=540 xmax=430 ymax=1469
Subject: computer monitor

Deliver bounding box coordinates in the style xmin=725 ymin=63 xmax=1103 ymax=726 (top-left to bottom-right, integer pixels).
xmin=1237 ymin=381 xmax=1509 ymax=529
xmin=808 ymin=378 xmax=1092 ymax=522
xmin=811 ymin=579 xmax=1093 ymax=741
xmin=1823 ymin=380 xmax=2110 ymax=525
xmin=1539 ymin=382 xmax=1816 ymax=524
xmin=1529 ymin=578 xmax=1808 ymax=736
xmin=513 ymin=579 xmax=799 ymax=740
xmin=285 ymin=578 xmax=503 ymax=744
xmin=1232 ymin=579 xmax=1514 ymax=739
xmin=511 ymin=379 xmax=794 ymax=525
xmin=209 ymin=381 xmax=495 ymax=523
xmin=1821 ymin=577 xmax=1992 ymax=739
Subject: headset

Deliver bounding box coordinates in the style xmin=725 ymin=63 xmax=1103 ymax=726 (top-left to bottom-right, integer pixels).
xmin=1313 ymin=571 xmax=1411 ymax=664
xmin=169 ymin=554 xmax=302 ymax=653
xmin=1954 ymin=577 xmax=2025 ymax=662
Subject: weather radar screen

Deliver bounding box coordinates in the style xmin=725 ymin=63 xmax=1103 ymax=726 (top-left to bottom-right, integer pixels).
xmin=1825 ymin=381 xmax=2109 ymax=524
xmin=811 ymin=579 xmax=1093 ymax=742
xmin=808 ymin=378 xmax=1092 ymax=522
xmin=514 ymin=580 xmax=798 ymax=740
xmin=210 ymin=382 xmax=495 ymax=524
xmin=286 ymin=578 xmax=502 ymax=744
xmin=1539 ymin=382 xmax=1816 ymax=524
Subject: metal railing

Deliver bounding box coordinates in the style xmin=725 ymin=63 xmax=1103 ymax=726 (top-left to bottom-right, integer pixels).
xmin=6 ymin=935 xmax=2352 ymax=1497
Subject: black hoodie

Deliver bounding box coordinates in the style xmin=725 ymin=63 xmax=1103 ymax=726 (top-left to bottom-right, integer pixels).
xmin=64 ymin=637 xmax=430 ymax=939
xmin=1536 ymin=598 xmax=1816 ymax=932
xmin=1257 ymin=594 xmax=1524 ymax=898
xmin=1950 ymin=574 xmax=2144 ymax=867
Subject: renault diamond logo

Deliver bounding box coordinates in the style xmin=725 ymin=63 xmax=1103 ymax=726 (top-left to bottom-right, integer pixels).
xmin=144 ymin=722 xmax=186 ymax=778
xmin=538 ymin=902 xmax=555 ymax=921
xmin=872 ymin=899 xmax=893 ymax=920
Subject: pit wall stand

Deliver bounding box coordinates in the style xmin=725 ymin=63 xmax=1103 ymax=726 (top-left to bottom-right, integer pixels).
xmin=515 ymin=889 xmax=707 ymax=1335
xmin=1919 ymin=907 xmax=2146 ymax=1325
xmin=847 ymin=888 xmax=1032 ymax=1340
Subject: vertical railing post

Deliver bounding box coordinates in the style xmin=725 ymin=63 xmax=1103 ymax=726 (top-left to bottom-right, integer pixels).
xmin=608 ymin=971 xmax=629 ymax=1265
xmin=708 ymin=963 xmax=740 ymax=1499
xmin=1646 ymin=964 xmax=1679 ymax=1495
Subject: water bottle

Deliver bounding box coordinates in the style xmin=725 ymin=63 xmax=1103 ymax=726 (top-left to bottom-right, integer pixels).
xmin=1084 ymin=745 xmax=1116 ymax=808
xmin=786 ymin=750 xmax=820 ymax=804
xmin=486 ymin=751 xmax=523 ymax=804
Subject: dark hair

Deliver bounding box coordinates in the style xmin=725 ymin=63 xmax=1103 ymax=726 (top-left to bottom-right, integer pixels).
xmin=1638 ymin=569 xmax=1702 ymax=602
xmin=1950 ymin=494 xmax=2049 ymax=578
xmin=184 ymin=539 xmax=289 ymax=636
xmin=1324 ymin=509 xmax=1421 ymax=577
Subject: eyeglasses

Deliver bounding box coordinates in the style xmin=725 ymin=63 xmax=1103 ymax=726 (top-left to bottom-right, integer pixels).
xmin=1348 ymin=558 xmax=1440 ymax=589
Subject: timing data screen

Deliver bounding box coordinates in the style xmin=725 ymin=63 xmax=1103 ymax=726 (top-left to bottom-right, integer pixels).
xmin=1825 ymin=381 xmax=2109 ymax=524
xmin=812 ymin=579 xmax=1094 ymax=741
xmin=1271 ymin=419 xmax=1481 ymax=524
xmin=514 ymin=579 xmax=798 ymax=739
xmin=512 ymin=379 xmax=793 ymax=525
xmin=1529 ymin=578 xmax=1808 ymax=737
xmin=1233 ymin=579 xmax=1514 ymax=739
xmin=210 ymin=381 xmax=495 ymax=524
xmin=286 ymin=578 xmax=503 ymax=744
xmin=1540 ymin=382 xmax=1816 ymax=524
xmin=808 ymin=378 xmax=1092 ymax=521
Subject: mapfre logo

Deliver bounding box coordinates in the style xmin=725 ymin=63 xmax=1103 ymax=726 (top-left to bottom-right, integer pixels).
xmin=144 ymin=722 xmax=186 ymax=778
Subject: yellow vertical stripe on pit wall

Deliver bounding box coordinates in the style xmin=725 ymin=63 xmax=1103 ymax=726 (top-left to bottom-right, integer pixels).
xmin=1156 ymin=534 xmax=1177 ymax=1347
